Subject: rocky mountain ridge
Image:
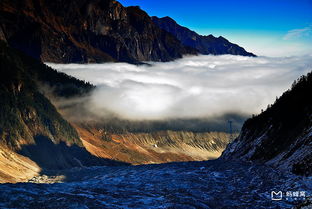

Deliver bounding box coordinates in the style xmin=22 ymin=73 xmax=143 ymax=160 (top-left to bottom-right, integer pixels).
xmin=152 ymin=16 xmax=256 ymax=57
xmin=0 ymin=0 xmax=196 ymax=63
xmin=0 ymin=0 xmax=256 ymax=64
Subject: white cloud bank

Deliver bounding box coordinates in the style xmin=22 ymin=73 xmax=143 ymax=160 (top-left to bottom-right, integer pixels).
xmin=47 ymin=55 xmax=312 ymax=120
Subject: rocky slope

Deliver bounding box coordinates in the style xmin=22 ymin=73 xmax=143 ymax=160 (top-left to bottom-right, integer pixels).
xmin=74 ymin=123 xmax=235 ymax=165
xmin=0 ymin=0 xmax=196 ymax=63
xmin=152 ymin=16 xmax=256 ymax=57
xmin=0 ymin=146 xmax=40 ymax=183
xmin=222 ymin=72 xmax=312 ymax=176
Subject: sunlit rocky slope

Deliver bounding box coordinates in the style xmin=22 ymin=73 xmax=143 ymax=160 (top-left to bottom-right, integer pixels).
xmin=75 ymin=125 xmax=234 ymax=165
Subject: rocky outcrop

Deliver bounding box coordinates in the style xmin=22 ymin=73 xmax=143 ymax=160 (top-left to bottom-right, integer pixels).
xmin=222 ymin=72 xmax=312 ymax=176
xmin=152 ymin=16 xmax=256 ymax=57
xmin=0 ymin=0 xmax=196 ymax=63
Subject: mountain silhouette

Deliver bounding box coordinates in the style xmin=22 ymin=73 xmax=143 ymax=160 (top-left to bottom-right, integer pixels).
xmin=152 ymin=16 xmax=256 ymax=57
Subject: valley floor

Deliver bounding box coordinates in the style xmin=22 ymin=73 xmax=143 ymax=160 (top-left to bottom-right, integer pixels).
xmin=0 ymin=160 xmax=310 ymax=209
xmin=0 ymin=127 xmax=235 ymax=183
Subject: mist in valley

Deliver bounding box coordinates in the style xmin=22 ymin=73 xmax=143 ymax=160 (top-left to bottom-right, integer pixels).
xmin=47 ymin=54 xmax=312 ymax=132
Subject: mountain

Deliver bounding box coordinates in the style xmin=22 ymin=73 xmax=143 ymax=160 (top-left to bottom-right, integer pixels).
xmin=222 ymin=72 xmax=312 ymax=176
xmin=0 ymin=0 xmax=196 ymax=64
xmin=152 ymin=16 xmax=256 ymax=57
xmin=0 ymin=41 xmax=127 ymax=182
xmin=0 ymin=41 xmax=82 ymax=148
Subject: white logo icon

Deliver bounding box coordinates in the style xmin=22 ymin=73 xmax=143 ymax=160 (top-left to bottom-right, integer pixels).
xmin=271 ymin=191 xmax=283 ymax=201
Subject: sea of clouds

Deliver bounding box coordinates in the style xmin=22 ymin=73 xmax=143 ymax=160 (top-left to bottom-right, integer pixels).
xmin=47 ymin=54 xmax=312 ymax=121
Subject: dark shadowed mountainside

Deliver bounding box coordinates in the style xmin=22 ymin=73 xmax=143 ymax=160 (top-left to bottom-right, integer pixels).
xmin=0 ymin=0 xmax=196 ymax=64
xmin=222 ymin=72 xmax=312 ymax=176
xmin=152 ymin=16 xmax=256 ymax=57
xmin=0 ymin=41 xmax=127 ymax=182
xmin=0 ymin=41 xmax=82 ymax=148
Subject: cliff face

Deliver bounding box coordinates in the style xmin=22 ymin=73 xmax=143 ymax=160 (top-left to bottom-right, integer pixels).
xmin=222 ymin=72 xmax=312 ymax=176
xmin=152 ymin=16 xmax=256 ymax=57
xmin=0 ymin=0 xmax=196 ymax=63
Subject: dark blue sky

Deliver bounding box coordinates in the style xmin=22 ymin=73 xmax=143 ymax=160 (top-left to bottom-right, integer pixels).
xmin=121 ymin=0 xmax=312 ymax=56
